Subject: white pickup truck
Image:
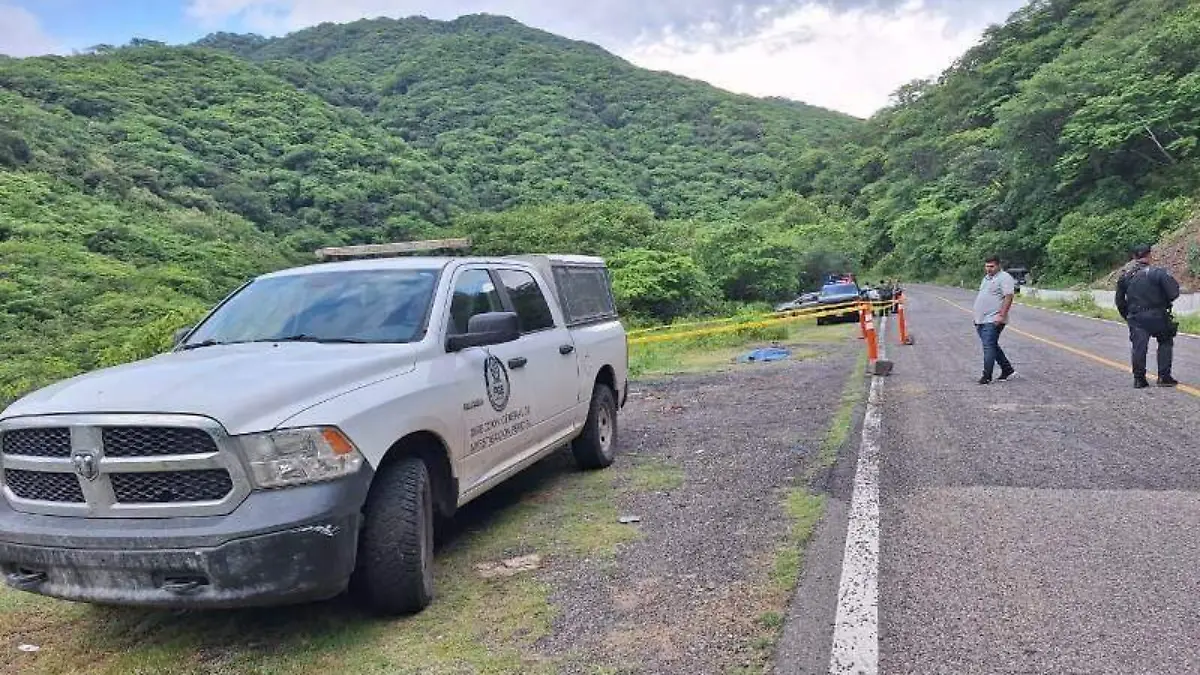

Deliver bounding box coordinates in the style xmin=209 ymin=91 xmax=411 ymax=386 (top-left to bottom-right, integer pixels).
xmin=0 ymin=254 xmax=628 ymax=615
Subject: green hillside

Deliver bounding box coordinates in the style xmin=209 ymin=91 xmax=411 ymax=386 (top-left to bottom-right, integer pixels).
xmin=198 ymin=14 xmax=859 ymax=219
xmin=793 ymin=0 xmax=1200 ymax=284
xmin=6 ymin=1 xmax=1200 ymax=404
xmin=0 ymin=17 xmax=858 ymax=404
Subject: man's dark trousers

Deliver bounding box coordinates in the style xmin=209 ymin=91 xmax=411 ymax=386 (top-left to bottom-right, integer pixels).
xmin=1128 ymin=315 xmax=1173 ymax=380
xmin=975 ymin=322 xmax=1012 ymax=379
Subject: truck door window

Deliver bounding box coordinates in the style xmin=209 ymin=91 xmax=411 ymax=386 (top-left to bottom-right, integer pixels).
xmin=448 ymin=269 xmax=504 ymax=335
xmin=553 ymin=266 xmax=618 ymax=326
xmin=497 ymin=270 xmax=555 ymax=333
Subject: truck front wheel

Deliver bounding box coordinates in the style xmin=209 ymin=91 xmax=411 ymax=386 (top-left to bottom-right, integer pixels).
xmin=571 ymin=384 xmax=618 ymax=469
xmin=352 ymin=456 xmax=435 ymax=615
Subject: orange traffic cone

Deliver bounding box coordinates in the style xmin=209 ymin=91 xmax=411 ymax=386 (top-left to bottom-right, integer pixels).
xmin=896 ymin=293 xmax=915 ymax=346
xmin=865 ymin=306 xmax=893 ymax=376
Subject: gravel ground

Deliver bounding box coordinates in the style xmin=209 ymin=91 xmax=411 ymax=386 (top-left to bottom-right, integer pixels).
xmin=538 ymin=344 xmax=858 ymax=674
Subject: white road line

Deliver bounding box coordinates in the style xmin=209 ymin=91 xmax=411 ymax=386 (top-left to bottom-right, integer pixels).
xmin=828 ymin=316 xmax=886 ymax=675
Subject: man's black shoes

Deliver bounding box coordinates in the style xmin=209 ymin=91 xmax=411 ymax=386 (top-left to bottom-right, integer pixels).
xmin=998 ymin=368 xmax=1016 ymax=381
xmin=1158 ymin=375 xmax=1179 ymax=387
xmin=1134 ymin=377 xmax=1150 ymax=389
xmin=978 ymin=376 xmax=992 ymax=385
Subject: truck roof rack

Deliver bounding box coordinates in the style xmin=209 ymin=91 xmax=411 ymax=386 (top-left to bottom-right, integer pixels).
xmin=315 ymin=238 xmax=472 ymax=261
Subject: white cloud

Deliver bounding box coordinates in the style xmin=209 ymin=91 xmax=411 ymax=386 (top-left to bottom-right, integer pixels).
xmin=187 ymin=0 xmax=445 ymax=32
xmin=626 ymin=1 xmax=1000 ymax=117
xmin=183 ymin=0 xmax=1018 ymax=117
xmin=0 ymin=3 xmax=63 ymax=57
xmin=185 ymin=0 xmax=794 ymax=35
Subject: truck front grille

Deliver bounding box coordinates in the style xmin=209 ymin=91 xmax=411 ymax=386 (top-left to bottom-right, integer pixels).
xmin=0 ymin=416 xmax=250 ymax=518
xmin=3 ymin=469 xmax=85 ymax=503
xmin=111 ymin=470 xmax=233 ymax=503
xmin=2 ymin=428 xmax=71 ymax=458
xmin=101 ymin=427 xmax=218 ymax=457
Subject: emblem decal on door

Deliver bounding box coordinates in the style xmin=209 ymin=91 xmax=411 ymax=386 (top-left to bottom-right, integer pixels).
xmin=484 ymin=354 xmax=510 ymax=412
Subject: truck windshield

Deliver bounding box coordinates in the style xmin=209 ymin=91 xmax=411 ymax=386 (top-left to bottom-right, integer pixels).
xmin=821 ymin=284 xmax=859 ymax=297
xmin=183 ymin=269 xmax=440 ymax=347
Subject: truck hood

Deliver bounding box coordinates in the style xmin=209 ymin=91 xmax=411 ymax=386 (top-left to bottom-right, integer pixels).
xmin=1 ymin=343 xmax=419 ymax=434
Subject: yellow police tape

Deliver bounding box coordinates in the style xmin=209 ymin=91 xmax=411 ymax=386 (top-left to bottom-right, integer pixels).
xmin=626 ymin=314 xmax=748 ymax=337
xmin=627 ymin=300 xmax=898 ymax=346
xmin=627 ymin=300 xmax=877 ymax=337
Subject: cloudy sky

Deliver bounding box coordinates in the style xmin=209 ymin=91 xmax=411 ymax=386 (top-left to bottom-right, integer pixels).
xmin=0 ymin=0 xmax=1027 ymax=117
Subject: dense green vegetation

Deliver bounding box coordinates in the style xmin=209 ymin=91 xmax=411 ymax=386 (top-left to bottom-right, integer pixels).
xmin=0 ymin=17 xmax=857 ymax=404
xmin=4 ymin=1 xmax=1200 ymax=404
xmin=793 ymin=0 xmax=1200 ymax=284
xmin=198 ymin=15 xmax=857 ymax=220
xmin=0 ymin=173 xmax=291 ymax=402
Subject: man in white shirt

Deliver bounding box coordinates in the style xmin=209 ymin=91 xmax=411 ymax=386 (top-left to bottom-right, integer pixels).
xmin=973 ymin=255 xmax=1016 ymax=384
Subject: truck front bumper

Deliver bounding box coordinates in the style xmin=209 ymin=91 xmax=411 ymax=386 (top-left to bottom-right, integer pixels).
xmin=0 ymin=470 xmax=371 ymax=609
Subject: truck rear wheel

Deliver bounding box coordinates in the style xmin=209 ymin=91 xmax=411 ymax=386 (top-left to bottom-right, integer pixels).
xmin=572 ymin=384 xmax=618 ymax=469
xmin=352 ymin=456 xmax=435 ymax=615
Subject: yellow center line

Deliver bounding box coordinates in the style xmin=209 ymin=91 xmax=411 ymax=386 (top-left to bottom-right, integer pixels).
xmin=932 ymin=294 xmax=1200 ymax=398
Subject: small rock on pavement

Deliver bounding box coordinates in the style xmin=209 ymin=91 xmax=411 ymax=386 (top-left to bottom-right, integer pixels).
xmin=474 ymin=553 xmax=542 ymax=579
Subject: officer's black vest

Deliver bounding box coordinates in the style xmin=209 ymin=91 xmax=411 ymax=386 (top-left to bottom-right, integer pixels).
xmin=1124 ymin=266 xmax=1170 ymax=315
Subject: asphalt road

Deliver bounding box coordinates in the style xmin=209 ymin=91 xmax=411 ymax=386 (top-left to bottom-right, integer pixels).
xmin=878 ymin=286 xmax=1200 ymax=674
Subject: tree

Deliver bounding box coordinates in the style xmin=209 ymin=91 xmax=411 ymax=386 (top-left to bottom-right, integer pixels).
xmin=607 ymin=249 xmax=720 ymax=320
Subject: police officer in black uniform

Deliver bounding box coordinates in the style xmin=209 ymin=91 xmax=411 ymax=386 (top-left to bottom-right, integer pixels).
xmin=1116 ymin=244 xmax=1181 ymax=388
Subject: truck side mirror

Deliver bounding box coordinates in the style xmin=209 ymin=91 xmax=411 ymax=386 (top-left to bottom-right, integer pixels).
xmin=446 ymin=312 xmax=521 ymax=352
xmin=172 ymin=327 xmax=193 ymax=346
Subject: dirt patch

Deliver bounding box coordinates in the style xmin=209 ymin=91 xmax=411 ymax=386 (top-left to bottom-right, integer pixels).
xmin=539 ymin=346 xmax=858 ymax=674
xmin=475 ymin=554 xmax=544 ymax=579
xmin=1098 ymin=213 xmax=1200 ymax=292
xmin=1151 ymin=219 xmax=1200 ymax=292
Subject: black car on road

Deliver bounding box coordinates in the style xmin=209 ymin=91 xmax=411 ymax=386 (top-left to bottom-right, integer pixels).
xmin=815 ymin=282 xmax=863 ymax=325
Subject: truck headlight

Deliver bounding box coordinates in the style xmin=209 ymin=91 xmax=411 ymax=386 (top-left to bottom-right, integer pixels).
xmin=238 ymin=427 xmax=364 ymax=489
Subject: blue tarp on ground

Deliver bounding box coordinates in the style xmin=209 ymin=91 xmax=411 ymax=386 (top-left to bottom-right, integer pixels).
xmin=738 ymin=347 xmax=791 ymax=363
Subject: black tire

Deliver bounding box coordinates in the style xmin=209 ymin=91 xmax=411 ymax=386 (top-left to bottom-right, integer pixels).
xmin=571 ymin=384 xmax=618 ymax=470
xmin=352 ymin=456 xmax=435 ymax=615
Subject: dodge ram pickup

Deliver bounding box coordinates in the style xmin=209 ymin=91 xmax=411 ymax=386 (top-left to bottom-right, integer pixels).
xmin=0 ymin=253 xmax=628 ymax=615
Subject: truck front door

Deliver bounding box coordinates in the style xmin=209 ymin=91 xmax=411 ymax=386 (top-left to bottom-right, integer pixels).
xmin=443 ymin=267 xmax=535 ymax=492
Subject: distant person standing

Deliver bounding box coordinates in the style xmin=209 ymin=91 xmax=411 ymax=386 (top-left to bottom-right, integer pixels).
xmin=973 ymin=256 xmax=1016 ymax=384
xmin=1116 ymin=244 xmax=1180 ymax=388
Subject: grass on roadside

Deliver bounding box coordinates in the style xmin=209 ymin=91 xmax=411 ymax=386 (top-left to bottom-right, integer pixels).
xmin=626 ymin=456 xmax=685 ymax=493
xmin=629 ymin=319 xmax=855 ymax=380
xmin=768 ymin=491 xmax=828 ymax=593
xmin=1015 ymin=292 xmax=1116 ymax=320
xmin=809 ymin=350 xmax=870 ymax=481
xmin=1017 ymin=293 xmax=1200 ymax=333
